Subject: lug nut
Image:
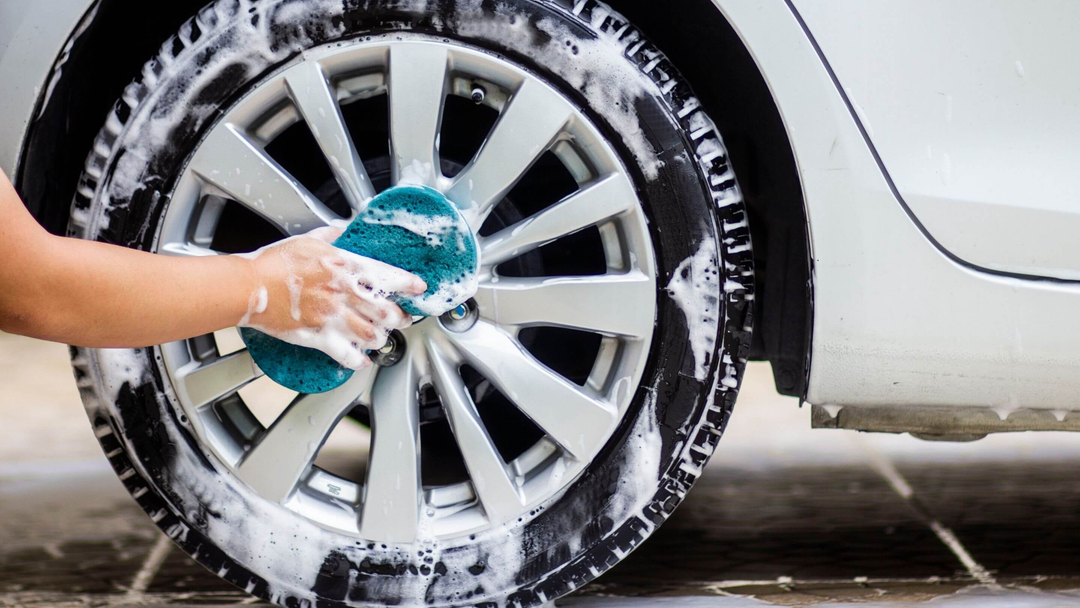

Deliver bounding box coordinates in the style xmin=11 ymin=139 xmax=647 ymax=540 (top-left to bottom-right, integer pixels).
xmin=448 ymin=303 xmax=469 ymax=321
xmin=470 ymin=84 xmax=486 ymax=104
xmin=372 ymin=330 xmax=405 ymax=366
xmin=441 ymin=300 xmax=477 ymax=332
xmin=378 ymin=336 xmax=396 ymax=354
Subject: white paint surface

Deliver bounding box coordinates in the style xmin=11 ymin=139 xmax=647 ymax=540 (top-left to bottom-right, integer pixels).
xmin=714 ymin=0 xmax=1080 ymax=411
xmin=792 ymin=0 xmax=1080 ymax=281
xmin=0 ymin=0 xmax=93 ymax=176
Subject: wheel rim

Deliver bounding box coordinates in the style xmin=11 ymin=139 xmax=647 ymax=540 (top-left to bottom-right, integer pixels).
xmin=154 ymin=35 xmax=657 ymax=543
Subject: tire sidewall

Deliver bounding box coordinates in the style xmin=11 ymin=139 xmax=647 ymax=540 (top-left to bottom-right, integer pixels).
xmin=69 ymin=1 xmax=753 ymax=606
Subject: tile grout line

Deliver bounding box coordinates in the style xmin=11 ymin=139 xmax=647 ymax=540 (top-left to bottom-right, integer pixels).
xmin=125 ymin=533 xmax=174 ymax=599
xmin=852 ymin=435 xmax=998 ymax=586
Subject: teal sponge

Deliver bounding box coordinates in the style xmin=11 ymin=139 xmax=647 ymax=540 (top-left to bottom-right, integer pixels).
xmin=240 ymin=185 xmax=479 ymax=394
xmin=339 ymin=186 xmax=479 ymax=316
xmin=239 ymin=329 xmax=352 ymax=394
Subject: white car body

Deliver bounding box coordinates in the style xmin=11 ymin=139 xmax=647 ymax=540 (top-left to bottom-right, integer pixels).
xmin=0 ymin=0 xmax=89 ymax=174
xmin=716 ymin=0 xmax=1080 ymax=420
xmin=3 ymin=0 xmax=1078 ymax=431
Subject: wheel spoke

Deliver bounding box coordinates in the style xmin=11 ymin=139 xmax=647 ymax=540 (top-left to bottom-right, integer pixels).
xmin=177 ymin=349 xmax=262 ymax=409
xmin=447 ymin=78 xmax=573 ymax=225
xmin=480 ymin=175 xmax=637 ymax=267
xmin=442 ymin=322 xmax=617 ymax=461
xmin=359 ymin=358 xmax=422 ymax=542
xmin=235 ymin=370 xmax=370 ymax=504
xmin=387 ymin=43 xmax=449 ymax=187
xmin=473 ymin=272 xmax=653 ymax=338
xmin=285 ymin=59 xmax=375 ymax=212
xmin=425 ymin=338 xmax=524 ymax=523
xmin=189 ymin=123 xmax=332 ymax=235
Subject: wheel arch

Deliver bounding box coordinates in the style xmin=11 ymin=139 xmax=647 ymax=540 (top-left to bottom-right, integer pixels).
xmin=608 ymin=0 xmax=812 ymax=398
xmin=18 ymin=0 xmax=813 ymax=399
xmin=14 ymin=0 xmax=210 ymax=235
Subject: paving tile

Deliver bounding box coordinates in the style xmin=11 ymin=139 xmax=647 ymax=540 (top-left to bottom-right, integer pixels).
xmin=0 ymin=537 xmax=158 ymax=594
xmin=145 ymin=547 xmax=242 ymax=595
xmin=897 ymin=461 xmax=1080 ymax=579
xmin=5 ymin=343 xmax=1080 ymax=607
xmin=586 ymin=465 xmax=965 ymax=597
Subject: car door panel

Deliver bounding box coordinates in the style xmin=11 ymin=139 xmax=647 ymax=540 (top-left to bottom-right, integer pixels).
xmin=792 ymin=0 xmax=1080 ymax=280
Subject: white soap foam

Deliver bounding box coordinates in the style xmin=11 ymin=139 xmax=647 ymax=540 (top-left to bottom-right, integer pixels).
xmin=253 ymin=286 xmax=268 ymax=314
xmin=604 ymin=380 xmax=663 ymax=526
xmin=361 ymin=207 xmax=468 ymax=251
xmin=96 ymin=348 xmax=147 ymax=402
xmin=666 ymin=236 xmax=721 ymax=382
xmin=396 ymin=159 xmax=437 ymax=187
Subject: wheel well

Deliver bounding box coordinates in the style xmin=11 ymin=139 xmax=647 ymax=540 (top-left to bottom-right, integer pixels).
xmin=608 ymin=0 xmax=812 ymax=398
xmin=16 ymin=0 xmax=812 ymax=398
xmin=15 ymin=0 xmax=209 ymax=236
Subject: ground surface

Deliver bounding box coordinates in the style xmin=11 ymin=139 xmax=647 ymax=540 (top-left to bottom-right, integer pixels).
xmin=4 ymin=332 xmax=1080 ymax=607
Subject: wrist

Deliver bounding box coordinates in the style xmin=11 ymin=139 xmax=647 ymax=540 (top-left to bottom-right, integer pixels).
xmin=228 ymin=253 xmax=262 ymax=326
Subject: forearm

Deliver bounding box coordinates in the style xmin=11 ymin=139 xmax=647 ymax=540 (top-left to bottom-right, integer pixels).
xmin=2 ymin=233 xmax=255 ymax=347
xmin=1 ymin=168 xmax=420 ymax=363
xmin=0 ymin=167 xmax=253 ymax=346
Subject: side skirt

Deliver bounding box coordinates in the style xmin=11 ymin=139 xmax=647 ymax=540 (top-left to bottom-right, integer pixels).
xmin=813 ymin=403 xmax=1080 ymax=440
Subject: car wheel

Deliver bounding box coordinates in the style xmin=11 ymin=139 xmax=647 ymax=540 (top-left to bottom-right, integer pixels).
xmin=68 ymin=0 xmax=753 ymax=606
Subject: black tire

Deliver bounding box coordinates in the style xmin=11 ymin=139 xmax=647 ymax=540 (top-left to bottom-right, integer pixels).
xmin=68 ymin=1 xmax=754 ymax=606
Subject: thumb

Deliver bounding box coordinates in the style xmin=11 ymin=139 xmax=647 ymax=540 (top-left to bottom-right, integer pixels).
xmin=307 ymin=225 xmax=346 ymax=244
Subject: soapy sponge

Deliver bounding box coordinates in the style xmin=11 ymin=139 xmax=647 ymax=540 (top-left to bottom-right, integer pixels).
xmin=240 ymin=185 xmax=479 ymax=394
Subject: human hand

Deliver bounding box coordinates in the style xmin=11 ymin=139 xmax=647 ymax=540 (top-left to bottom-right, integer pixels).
xmin=237 ymin=227 xmax=426 ymax=370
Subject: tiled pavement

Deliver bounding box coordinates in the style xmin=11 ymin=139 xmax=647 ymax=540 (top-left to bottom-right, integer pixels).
xmin=4 ymin=333 xmax=1080 ymax=607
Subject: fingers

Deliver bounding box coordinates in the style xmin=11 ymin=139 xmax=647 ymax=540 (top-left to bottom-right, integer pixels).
xmin=345 ymin=312 xmax=382 ymax=347
xmin=246 ymin=229 xmax=429 ymax=371
xmin=337 ymin=310 xmax=377 ymax=344
xmin=402 ymin=274 xmax=427 ymax=296
xmin=344 ymin=291 xmax=413 ymax=330
xmin=321 ymin=333 xmax=373 ymax=371
xmin=337 ymin=250 xmax=427 ymax=295
xmin=323 ymin=311 xmax=398 ymax=371
xmin=382 ymin=301 xmax=414 ymax=329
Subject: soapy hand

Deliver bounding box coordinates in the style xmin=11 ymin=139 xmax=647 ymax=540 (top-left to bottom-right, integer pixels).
xmin=237 ymin=226 xmax=426 ymax=370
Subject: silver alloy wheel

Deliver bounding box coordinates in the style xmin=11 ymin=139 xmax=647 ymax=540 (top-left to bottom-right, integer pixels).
xmin=155 ymin=36 xmax=657 ymax=543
